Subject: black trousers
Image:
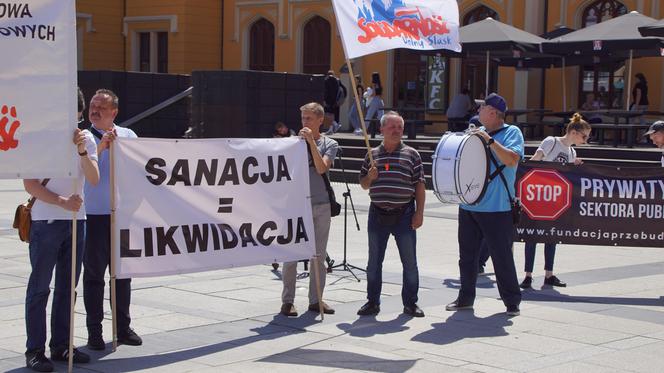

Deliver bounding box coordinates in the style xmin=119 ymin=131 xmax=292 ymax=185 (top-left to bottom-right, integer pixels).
xmin=457 ymin=208 xmax=521 ymax=307
xmin=83 ymin=214 xmax=132 ymax=335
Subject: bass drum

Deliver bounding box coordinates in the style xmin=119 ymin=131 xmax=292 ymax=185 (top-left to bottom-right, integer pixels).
xmin=432 ymin=132 xmax=490 ymax=205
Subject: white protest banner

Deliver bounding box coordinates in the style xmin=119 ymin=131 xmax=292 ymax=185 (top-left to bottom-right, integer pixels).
xmin=0 ymin=0 xmax=78 ymax=179
xmin=331 ymin=0 xmax=461 ymax=59
xmin=112 ymin=137 xmax=316 ymax=279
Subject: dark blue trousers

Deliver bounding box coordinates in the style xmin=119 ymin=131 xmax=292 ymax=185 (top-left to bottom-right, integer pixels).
xmin=457 ymin=208 xmax=521 ymax=307
xmin=524 ymin=242 xmax=557 ymax=272
xmin=83 ymin=215 xmax=132 ymax=336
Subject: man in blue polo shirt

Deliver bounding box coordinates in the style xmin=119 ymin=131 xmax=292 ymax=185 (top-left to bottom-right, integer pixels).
xmin=446 ymin=93 xmax=523 ymax=316
xmin=83 ymin=89 xmax=142 ymax=350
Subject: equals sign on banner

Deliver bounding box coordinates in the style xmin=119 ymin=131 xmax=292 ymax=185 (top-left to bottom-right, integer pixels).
xmin=218 ymin=198 xmax=233 ymax=213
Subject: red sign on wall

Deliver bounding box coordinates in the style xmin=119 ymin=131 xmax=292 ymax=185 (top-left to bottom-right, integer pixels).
xmin=518 ymin=169 xmax=572 ymax=220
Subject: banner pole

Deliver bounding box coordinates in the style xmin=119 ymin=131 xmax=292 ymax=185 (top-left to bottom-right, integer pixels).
xmin=311 ymin=254 xmax=324 ymax=320
xmin=109 ymin=142 xmax=118 ymax=351
xmin=345 ymin=58 xmax=374 ymax=165
xmin=625 ymin=49 xmax=633 ymax=111
xmin=67 ymin=180 xmax=77 ymax=373
xmin=562 ymin=57 xmax=567 ymax=112
xmin=485 ymin=51 xmax=490 ymax=98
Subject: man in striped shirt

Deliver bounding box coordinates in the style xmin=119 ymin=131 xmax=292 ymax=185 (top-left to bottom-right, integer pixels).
xmin=356 ymin=111 xmax=426 ymax=318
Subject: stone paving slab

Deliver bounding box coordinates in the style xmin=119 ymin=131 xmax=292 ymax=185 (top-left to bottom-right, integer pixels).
xmin=1 ymin=179 xmax=664 ymax=372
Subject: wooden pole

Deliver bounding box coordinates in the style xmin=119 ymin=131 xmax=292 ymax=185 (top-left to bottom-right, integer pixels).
xmin=562 ymin=57 xmax=567 ymax=111
xmin=485 ymin=51 xmax=490 ymax=98
xmin=625 ymin=50 xmax=633 ymax=111
xmin=311 ymin=255 xmax=324 ymax=320
xmin=109 ymin=142 xmax=118 ymax=351
xmin=67 ymin=180 xmax=77 ymax=373
xmin=345 ymin=58 xmax=374 ymax=165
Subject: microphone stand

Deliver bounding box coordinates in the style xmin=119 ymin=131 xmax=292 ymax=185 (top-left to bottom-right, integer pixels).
xmin=330 ymin=148 xmax=364 ymax=282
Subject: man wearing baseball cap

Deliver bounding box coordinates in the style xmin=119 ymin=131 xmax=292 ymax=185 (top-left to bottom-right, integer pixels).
xmin=446 ymin=92 xmax=523 ymax=317
xmin=644 ymin=121 xmax=664 ymax=166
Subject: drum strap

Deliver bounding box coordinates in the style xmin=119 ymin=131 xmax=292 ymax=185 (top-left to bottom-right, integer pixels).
xmin=486 ymin=126 xmax=516 ymax=204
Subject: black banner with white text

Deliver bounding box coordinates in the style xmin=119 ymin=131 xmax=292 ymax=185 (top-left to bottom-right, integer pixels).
xmin=515 ymin=162 xmax=664 ymax=247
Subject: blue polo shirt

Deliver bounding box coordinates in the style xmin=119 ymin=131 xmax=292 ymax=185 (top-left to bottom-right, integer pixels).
xmin=84 ymin=124 xmax=138 ymax=215
xmin=461 ymin=124 xmax=524 ymax=212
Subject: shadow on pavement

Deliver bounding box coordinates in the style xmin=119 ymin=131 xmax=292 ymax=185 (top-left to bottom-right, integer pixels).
xmin=522 ymin=288 xmax=664 ymax=306
xmin=411 ymin=312 xmax=512 ymax=345
xmin=336 ymin=313 xmax=410 ymax=337
xmin=258 ymin=347 xmax=418 ymax=372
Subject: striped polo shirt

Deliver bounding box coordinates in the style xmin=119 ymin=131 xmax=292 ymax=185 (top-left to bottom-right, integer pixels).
xmin=359 ymin=142 xmax=425 ymax=210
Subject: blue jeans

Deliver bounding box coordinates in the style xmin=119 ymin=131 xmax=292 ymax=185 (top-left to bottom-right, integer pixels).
xmin=25 ymin=220 xmax=85 ymax=352
xmin=524 ymin=242 xmax=557 ymax=272
xmin=366 ymin=202 xmax=419 ymax=306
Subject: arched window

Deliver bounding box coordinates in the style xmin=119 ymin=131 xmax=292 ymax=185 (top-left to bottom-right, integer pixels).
xmin=302 ymin=16 xmax=330 ymax=74
xmin=581 ymin=0 xmax=627 ymax=27
xmin=249 ymin=18 xmax=275 ymax=71
xmin=578 ymin=1 xmax=628 ymax=109
xmin=460 ymin=6 xmax=499 ymax=100
xmin=463 ymin=5 xmax=499 ymax=25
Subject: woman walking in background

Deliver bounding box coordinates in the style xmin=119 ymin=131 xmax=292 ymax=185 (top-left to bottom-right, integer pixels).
xmin=520 ymin=113 xmax=591 ymax=289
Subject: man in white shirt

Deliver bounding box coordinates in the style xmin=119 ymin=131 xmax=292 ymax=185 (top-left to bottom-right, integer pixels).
xmin=24 ymin=89 xmax=99 ymax=372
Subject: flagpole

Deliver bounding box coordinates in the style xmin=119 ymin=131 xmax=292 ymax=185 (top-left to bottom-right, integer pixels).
xmin=67 ymin=180 xmax=77 ymax=373
xmin=109 ymin=142 xmax=118 ymax=351
xmin=562 ymin=57 xmax=567 ymax=111
xmin=345 ymin=59 xmax=374 ymax=164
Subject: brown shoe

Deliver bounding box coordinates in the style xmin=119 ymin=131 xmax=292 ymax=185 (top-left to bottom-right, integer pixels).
xmin=308 ymin=301 xmax=335 ymax=314
xmin=280 ymin=303 xmax=298 ymax=317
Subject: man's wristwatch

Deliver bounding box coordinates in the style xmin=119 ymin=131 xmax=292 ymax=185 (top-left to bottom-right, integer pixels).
xmin=78 ymin=150 xmax=88 ymax=156
xmin=487 ymin=137 xmax=495 ymax=146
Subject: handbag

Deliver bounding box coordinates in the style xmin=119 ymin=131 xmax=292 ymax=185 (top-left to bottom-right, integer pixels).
xmin=12 ymin=179 xmax=49 ymax=243
xmin=321 ymin=172 xmax=341 ymax=217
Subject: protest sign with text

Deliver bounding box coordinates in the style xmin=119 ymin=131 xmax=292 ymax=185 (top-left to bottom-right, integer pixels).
xmin=0 ymin=0 xmax=77 ymax=179
xmin=112 ymin=137 xmax=316 ymax=279
xmin=515 ymin=162 xmax=664 ymax=247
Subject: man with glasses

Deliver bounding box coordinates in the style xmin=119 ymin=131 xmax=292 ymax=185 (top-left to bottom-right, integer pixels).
xmin=445 ymin=93 xmax=524 ymax=317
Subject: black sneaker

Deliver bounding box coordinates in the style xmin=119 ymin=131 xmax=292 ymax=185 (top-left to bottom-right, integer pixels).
xmin=118 ymin=328 xmax=143 ymax=346
xmin=520 ymin=276 xmax=533 ymax=289
xmin=25 ymin=350 xmax=54 ymax=372
xmin=357 ymin=301 xmax=380 ymax=316
xmin=50 ymin=347 xmax=90 ymax=363
xmin=403 ymin=304 xmax=425 ymax=317
xmin=87 ymin=333 xmax=105 ymax=351
xmin=506 ymin=304 xmax=520 ymax=317
xmin=445 ymin=299 xmax=473 ymax=311
xmin=544 ymin=275 xmax=567 ymax=287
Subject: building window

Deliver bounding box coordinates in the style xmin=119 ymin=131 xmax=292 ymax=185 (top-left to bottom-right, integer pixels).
xmin=136 ymin=31 xmax=168 ymax=73
xmin=460 ymin=6 xmax=499 ymax=100
xmin=581 ymin=0 xmax=627 ymax=28
xmin=249 ymin=18 xmax=275 ymax=71
xmin=302 ymin=16 xmax=330 ymax=74
xmin=578 ymin=1 xmax=627 ymax=108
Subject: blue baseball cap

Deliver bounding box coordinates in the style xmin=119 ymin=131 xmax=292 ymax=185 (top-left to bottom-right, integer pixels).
xmin=485 ymin=93 xmax=507 ymax=113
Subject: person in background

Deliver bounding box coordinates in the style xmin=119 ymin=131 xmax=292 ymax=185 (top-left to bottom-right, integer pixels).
xmin=273 ymin=121 xmax=295 ymax=138
xmin=520 ymin=113 xmax=591 ymax=289
xmin=349 ymin=75 xmax=365 ymax=135
xmin=323 ymin=70 xmax=346 ymax=135
xmin=365 ymin=86 xmax=385 ymax=135
xmin=23 ymin=88 xmax=99 ymax=372
xmin=580 ymin=92 xmax=602 ymax=124
xmin=631 ymin=73 xmax=649 ymax=127
xmin=446 ymin=88 xmax=474 ymax=131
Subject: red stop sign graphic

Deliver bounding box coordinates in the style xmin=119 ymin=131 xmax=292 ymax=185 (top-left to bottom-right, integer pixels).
xmin=518 ymin=169 xmax=572 ymax=220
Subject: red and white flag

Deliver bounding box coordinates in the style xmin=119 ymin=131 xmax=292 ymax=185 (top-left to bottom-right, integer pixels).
xmin=332 ymin=0 xmax=460 ymax=59
xmin=0 ymin=0 xmax=78 ymax=179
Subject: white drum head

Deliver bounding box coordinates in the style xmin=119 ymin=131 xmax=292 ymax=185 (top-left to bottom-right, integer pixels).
xmin=455 ymin=134 xmax=489 ymax=204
